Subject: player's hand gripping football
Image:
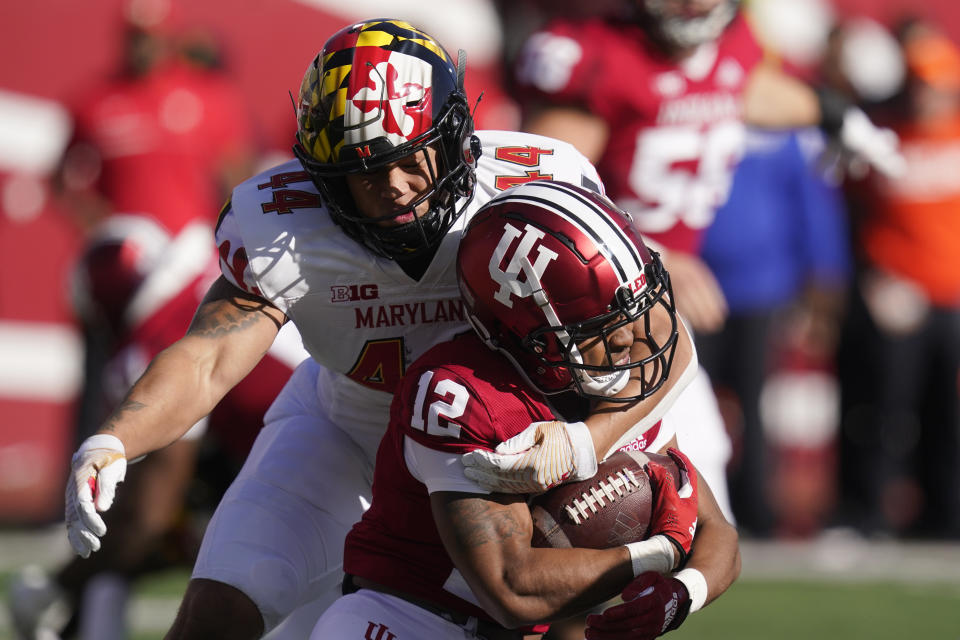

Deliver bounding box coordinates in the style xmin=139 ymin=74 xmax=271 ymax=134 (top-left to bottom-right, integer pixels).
xmin=461 ymin=420 xmax=598 ymax=493
xmin=65 ymin=434 xmax=127 ymax=557
xmin=646 ymin=448 xmax=699 ymax=564
xmin=585 ymin=572 xmax=691 ymax=640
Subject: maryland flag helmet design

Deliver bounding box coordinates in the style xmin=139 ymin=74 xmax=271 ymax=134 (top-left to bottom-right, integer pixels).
xmin=294 ymin=18 xmax=479 ymax=260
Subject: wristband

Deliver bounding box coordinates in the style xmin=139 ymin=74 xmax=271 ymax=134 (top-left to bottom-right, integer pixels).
xmin=77 ymin=434 xmax=126 ymax=457
xmin=624 ymin=535 xmax=675 ymax=577
xmin=673 ymin=567 xmax=708 ymax=612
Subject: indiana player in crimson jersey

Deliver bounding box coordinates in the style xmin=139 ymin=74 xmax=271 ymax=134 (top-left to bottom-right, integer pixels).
xmin=510 ymin=0 xmax=906 ymax=537
xmin=312 ymin=181 xmax=737 ymax=640
xmin=64 ymin=20 xmax=699 ymax=640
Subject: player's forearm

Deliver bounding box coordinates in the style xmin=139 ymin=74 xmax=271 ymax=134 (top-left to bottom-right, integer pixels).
xmin=95 ymin=341 xmax=237 ymax=459
xmin=743 ymin=61 xmax=820 ymax=129
xmin=681 ymin=477 xmax=741 ymax=608
xmin=522 ymin=105 xmax=609 ymax=163
xmin=439 ymin=494 xmax=638 ymax=627
xmin=478 ymin=546 xmax=635 ymax=628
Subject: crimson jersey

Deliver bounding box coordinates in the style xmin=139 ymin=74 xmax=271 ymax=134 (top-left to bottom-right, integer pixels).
xmin=514 ymin=14 xmax=763 ymax=253
xmin=344 ymin=331 xmax=668 ymax=626
xmin=344 ymin=332 xmax=554 ymax=625
xmin=66 ymin=60 xmax=253 ymax=233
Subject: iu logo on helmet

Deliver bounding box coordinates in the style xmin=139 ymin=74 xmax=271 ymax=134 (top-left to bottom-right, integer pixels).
xmin=489 ymin=222 xmax=559 ymax=308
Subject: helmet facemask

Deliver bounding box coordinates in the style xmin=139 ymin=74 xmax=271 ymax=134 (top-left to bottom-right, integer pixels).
xmin=523 ymin=253 xmax=679 ymax=403
xmin=457 ymin=180 xmax=681 ymax=405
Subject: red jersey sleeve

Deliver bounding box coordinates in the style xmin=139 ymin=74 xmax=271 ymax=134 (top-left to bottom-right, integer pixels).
xmin=392 ymin=334 xmax=557 ymax=456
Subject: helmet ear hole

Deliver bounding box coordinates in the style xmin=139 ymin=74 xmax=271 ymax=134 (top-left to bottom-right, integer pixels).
xmin=522 ymin=333 xmax=549 ymax=355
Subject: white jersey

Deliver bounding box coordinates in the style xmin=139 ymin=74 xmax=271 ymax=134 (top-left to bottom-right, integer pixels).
xmin=216 ymin=129 xmax=603 ymax=458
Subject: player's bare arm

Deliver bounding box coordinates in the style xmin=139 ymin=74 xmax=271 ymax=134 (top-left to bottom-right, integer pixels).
xmin=744 ymin=61 xmax=905 ymax=177
xmin=743 ymin=61 xmax=821 ymax=129
xmin=432 ymin=491 xmax=634 ymax=628
xmin=66 ymin=276 xmax=286 ymax=558
xmin=99 ymin=276 xmax=285 ymax=458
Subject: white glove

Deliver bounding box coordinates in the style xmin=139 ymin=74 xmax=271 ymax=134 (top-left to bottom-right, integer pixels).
xmin=461 ymin=420 xmax=598 ymax=493
xmin=65 ymin=434 xmax=127 ymax=557
xmin=839 ymin=107 xmax=907 ymax=178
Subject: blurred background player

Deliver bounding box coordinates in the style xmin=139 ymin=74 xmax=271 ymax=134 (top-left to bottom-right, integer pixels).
xmin=834 ymin=16 xmax=960 ymax=539
xmin=7 ymin=1 xmax=307 ymax=637
xmin=52 ymin=0 xmax=257 ymax=234
xmin=697 ymin=126 xmax=851 ymax=537
xmin=9 ymin=215 xmax=304 ymax=640
xmin=505 ymin=0 xmax=901 ymax=529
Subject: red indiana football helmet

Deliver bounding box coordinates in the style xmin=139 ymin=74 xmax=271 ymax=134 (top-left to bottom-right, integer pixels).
xmin=457 ymin=180 xmax=679 ymax=402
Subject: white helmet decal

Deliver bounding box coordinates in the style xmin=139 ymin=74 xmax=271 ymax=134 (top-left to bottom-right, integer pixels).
xmin=345 ymin=51 xmax=434 ymax=148
xmin=489 ymin=222 xmax=559 ymax=308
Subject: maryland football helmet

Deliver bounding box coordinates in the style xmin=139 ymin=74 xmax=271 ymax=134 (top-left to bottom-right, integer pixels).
xmin=457 ymin=181 xmax=678 ymax=403
xmin=294 ymin=18 xmax=479 ymax=260
xmin=637 ymin=0 xmax=739 ymax=50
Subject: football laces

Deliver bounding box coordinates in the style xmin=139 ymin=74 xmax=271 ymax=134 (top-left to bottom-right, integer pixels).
xmin=564 ymin=467 xmax=642 ymax=525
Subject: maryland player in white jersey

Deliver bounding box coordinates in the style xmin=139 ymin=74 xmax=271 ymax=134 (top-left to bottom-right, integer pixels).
xmin=215 ymin=131 xmax=605 ymax=461
xmin=63 ymin=19 xmax=697 ymax=640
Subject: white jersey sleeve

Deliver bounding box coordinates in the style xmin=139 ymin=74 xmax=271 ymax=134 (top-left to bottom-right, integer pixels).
xmin=470 ymin=130 xmax=606 ymax=201
xmin=214 ymin=202 xmax=263 ymax=298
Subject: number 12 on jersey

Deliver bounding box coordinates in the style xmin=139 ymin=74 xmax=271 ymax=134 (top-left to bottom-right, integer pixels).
xmin=410 ymin=370 xmax=468 ymax=439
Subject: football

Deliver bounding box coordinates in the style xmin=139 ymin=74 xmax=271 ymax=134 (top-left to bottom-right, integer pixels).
xmin=529 ymin=450 xmax=680 ymax=549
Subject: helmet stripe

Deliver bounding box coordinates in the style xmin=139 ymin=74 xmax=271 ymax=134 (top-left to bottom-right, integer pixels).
xmin=491 ymin=182 xmax=647 ymax=288
xmin=359 ymin=20 xmax=453 ymax=62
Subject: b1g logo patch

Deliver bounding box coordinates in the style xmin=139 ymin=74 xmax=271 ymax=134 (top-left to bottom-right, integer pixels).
xmin=331 ymin=283 xmax=379 ymax=302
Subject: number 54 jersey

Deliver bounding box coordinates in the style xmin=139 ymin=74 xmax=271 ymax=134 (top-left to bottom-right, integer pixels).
xmin=215 ymin=129 xmax=602 ymax=459
xmin=514 ymin=13 xmax=763 ymax=253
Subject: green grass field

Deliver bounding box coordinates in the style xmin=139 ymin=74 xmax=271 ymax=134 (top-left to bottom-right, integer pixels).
xmin=5 ymin=569 xmax=958 ymax=640
xmin=675 ymin=579 xmax=960 ymax=640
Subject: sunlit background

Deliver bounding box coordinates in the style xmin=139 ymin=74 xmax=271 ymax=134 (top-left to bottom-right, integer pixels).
xmin=1 ymin=0 xmax=959 ymax=638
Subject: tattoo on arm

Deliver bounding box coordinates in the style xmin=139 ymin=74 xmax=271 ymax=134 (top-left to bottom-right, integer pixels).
xmin=448 ymin=497 xmax=527 ymax=549
xmin=101 ymin=396 xmax=147 ymax=433
xmin=189 ymin=278 xmax=284 ymax=338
